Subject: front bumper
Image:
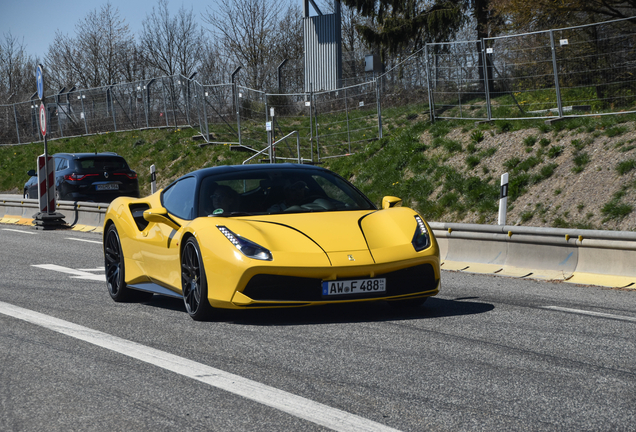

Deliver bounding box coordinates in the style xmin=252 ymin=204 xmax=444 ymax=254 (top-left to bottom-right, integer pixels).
xmin=226 ymin=261 xmax=440 ymax=308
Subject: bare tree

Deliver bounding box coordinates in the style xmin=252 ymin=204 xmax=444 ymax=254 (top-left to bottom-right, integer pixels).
xmin=198 ymin=40 xmax=232 ymax=84
xmin=204 ymin=0 xmax=292 ymax=90
xmin=45 ymin=2 xmax=136 ymax=89
xmin=0 ymin=31 xmax=38 ymax=101
xmin=140 ymin=0 xmax=207 ymax=77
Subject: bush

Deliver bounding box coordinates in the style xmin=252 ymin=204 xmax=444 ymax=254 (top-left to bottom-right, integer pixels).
xmin=572 ymin=152 xmax=590 ymax=173
xmin=616 ymin=159 xmax=636 ymax=175
xmin=503 ymin=157 xmax=521 ymax=171
xmin=466 ymin=155 xmax=480 ymax=169
xmin=605 ymin=125 xmax=628 ymax=138
xmin=548 ymin=145 xmax=563 ymax=158
xmin=523 ymin=135 xmax=537 ymax=147
xmin=470 ymin=130 xmax=484 ymax=143
xmin=602 ymin=201 xmax=633 ymax=220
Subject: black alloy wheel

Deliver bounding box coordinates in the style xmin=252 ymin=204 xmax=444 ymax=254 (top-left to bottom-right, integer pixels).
xmin=104 ymin=224 xmax=151 ymax=302
xmin=181 ymin=237 xmax=213 ymax=321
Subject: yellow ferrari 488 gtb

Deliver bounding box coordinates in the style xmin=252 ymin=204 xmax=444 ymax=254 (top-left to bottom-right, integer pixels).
xmin=103 ymin=164 xmax=440 ymax=320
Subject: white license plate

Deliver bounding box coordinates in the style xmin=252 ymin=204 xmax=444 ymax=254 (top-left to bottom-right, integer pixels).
xmin=96 ymin=184 xmax=119 ymax=191
xmin=322 ymin=278 xmax=386 ymax=296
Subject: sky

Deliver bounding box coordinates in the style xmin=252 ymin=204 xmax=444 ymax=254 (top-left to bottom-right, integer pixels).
xmin=0 ymin=0 xmax=327 ymax=60
xmin=0 ymin=0 xmax=217 ymax=59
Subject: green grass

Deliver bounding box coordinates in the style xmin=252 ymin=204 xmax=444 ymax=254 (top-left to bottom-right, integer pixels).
xmin=548 ymin=145 xmax=564 ymax=158
xmin=0 ymin=128 xmax=248 ymax=196
xmin=572 ymin=152 xmax=590 ymax=173
xmin=616 ymin=159 xmax=636 ymax=175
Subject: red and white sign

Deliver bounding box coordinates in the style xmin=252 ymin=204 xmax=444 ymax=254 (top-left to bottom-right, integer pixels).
xmin=38 ymin=155 xmax=55 ymax=213
xmin=39 ymin=104 xmax=47 ymax=137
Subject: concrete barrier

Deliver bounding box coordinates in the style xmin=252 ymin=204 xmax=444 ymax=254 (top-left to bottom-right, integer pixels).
xmin=429 ymin=222 xmax=636 ymax=289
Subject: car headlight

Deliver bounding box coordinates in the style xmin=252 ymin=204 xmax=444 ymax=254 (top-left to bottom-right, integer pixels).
xmin=217 ymin=226 xmax=273 ymax=261
xmin=412 ymin=215 xmax=430 ymax=252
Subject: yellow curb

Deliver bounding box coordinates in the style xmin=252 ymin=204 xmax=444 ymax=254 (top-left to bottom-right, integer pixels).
xmin=459 ymin=263 xmax=504 ymax=274
xmin=17 ymin=218 xmax=34 ymax=225
xmin=565 ymin=273 xmax=636 ymax=288
xmin=440 ymin=261 xmax=471 ymax=271
xmin=0 ymin=216 xmax=21 ymax=224
xmin=71 ymin=224 xmax=88 ymax=231
xmin=493 ymin=266 xmax=534 ymax=278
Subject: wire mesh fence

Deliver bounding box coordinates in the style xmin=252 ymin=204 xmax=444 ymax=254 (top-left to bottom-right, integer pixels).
xmin=3 ymin=17 xmax=636 ymax=164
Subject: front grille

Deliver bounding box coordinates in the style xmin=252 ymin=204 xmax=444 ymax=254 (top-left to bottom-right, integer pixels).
xmin=242 ymin=264 xmax=438 ymax=302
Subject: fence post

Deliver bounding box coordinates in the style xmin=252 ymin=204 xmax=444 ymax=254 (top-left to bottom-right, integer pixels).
xmin=345 ymin=87 xmax=351 ymax=153
xmin=160 ymin=77 xmax=169 ymax=127
xmin=202 ymin=86 xmax=210 ymax=142
xmin=13 ymin=104 xmax=20 ymax=144
xmin=235 ymin=83 xmax=242 ymax=146
xmin=456 ymin=54 xmax=463 ymax=118
xmin=481 ymin=39 xmax=493 ymax=121
xmin=376 ymin=78 xmax=383 ymax=139
xmin=79 ymin=91 xmax=88 ymax=134
xmin=424 ymin=45 xmax=435 ymax=123
xmin=309 ymin=83 xmax=314 ymax=162
xmin=549 ymin=30 xmax=564 ymax=118
xmin=169 ymin=76 xmax=178 ymax=127
xmin=55 ymin=90 xmax=64 ymax=138
xmin=313 ymin=87 xmax=321 ymax=162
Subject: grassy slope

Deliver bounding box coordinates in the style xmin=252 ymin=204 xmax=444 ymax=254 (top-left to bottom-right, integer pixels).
xmin=2 ymin=114 xmax=635 ymax=231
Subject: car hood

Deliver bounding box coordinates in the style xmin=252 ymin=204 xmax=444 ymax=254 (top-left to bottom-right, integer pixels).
xmin=243 ymin=211 xmax=372 ymax=252
xmin=212 ymin=208 xmax=422 ymax=265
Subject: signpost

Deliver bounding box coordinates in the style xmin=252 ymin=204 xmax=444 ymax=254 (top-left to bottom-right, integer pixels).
xmin=33 ymin=65 xmax=65 ymax=229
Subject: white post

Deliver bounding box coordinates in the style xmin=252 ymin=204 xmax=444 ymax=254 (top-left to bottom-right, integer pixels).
xmin=150 ymin=164 xmax=157 ymax=194
xmin=498 ymin=172 xmax=509 ymax=226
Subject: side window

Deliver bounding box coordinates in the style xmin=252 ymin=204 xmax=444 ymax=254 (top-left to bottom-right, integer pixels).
xmin=55 ymin=158 xmax=67 ymax=171
xmin=161 ymin=176 xmax=197 ymax=220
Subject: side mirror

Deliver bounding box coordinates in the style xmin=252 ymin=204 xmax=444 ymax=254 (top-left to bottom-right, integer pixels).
xmin=27 ymin=169 xmax=36 ymax=177
xmin=143 ymin=208 xmax=181 ymax=231
xmin=381 ymin=196 xmax=402 ymax=209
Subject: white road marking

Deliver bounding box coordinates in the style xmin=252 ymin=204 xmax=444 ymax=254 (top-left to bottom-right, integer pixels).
xmin=66 ymin=237 xmax=102 ymax=244
xmin=2 ymin=228 xmax=37 ymax=235
xmin=77 ymin=268 xmax=105 ymax=272
xmin=32 ymin=264 xmax=105 ymax=281
xmin=0 ymin=300 xmax=400 ymax=432
xmin=542 ymin=306 xmax=636 ymax=323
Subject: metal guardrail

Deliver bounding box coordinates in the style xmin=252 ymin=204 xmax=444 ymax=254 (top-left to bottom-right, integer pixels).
xmin=0 ymin=196 xmax=107 ymax=232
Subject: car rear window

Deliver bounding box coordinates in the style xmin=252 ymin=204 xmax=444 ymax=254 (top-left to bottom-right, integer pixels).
xmin=74 ymin=157 xmax=129 ymax=172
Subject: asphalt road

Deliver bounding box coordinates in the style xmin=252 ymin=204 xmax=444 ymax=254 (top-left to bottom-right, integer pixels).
xmin=0 ymin=226 xmax=635 ymax=431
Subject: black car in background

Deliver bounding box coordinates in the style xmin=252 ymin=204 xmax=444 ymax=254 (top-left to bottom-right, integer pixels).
xmin=25 ymin=152 xmax=139 ymax=203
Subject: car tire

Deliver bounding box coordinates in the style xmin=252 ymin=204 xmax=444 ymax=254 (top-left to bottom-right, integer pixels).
xmin=387 ymin=297 xmax=428 ymax=309
xmin=181 ymin=237 xmax=214 ymax=321
xmin=104 ymin=224 xmax=152 ymax=302
xmin=24 ymin=190 xmax=30 ymax=199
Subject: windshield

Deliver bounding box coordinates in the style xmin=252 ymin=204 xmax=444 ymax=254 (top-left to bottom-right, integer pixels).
xmin=198 ymin=168 xmax=375 ymax=217
xmin=74 ymin=157 xmax=129 ymax=172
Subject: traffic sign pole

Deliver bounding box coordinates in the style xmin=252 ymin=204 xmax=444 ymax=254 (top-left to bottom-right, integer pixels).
xmin=33 ymin=65 xmax=65 ymax=229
